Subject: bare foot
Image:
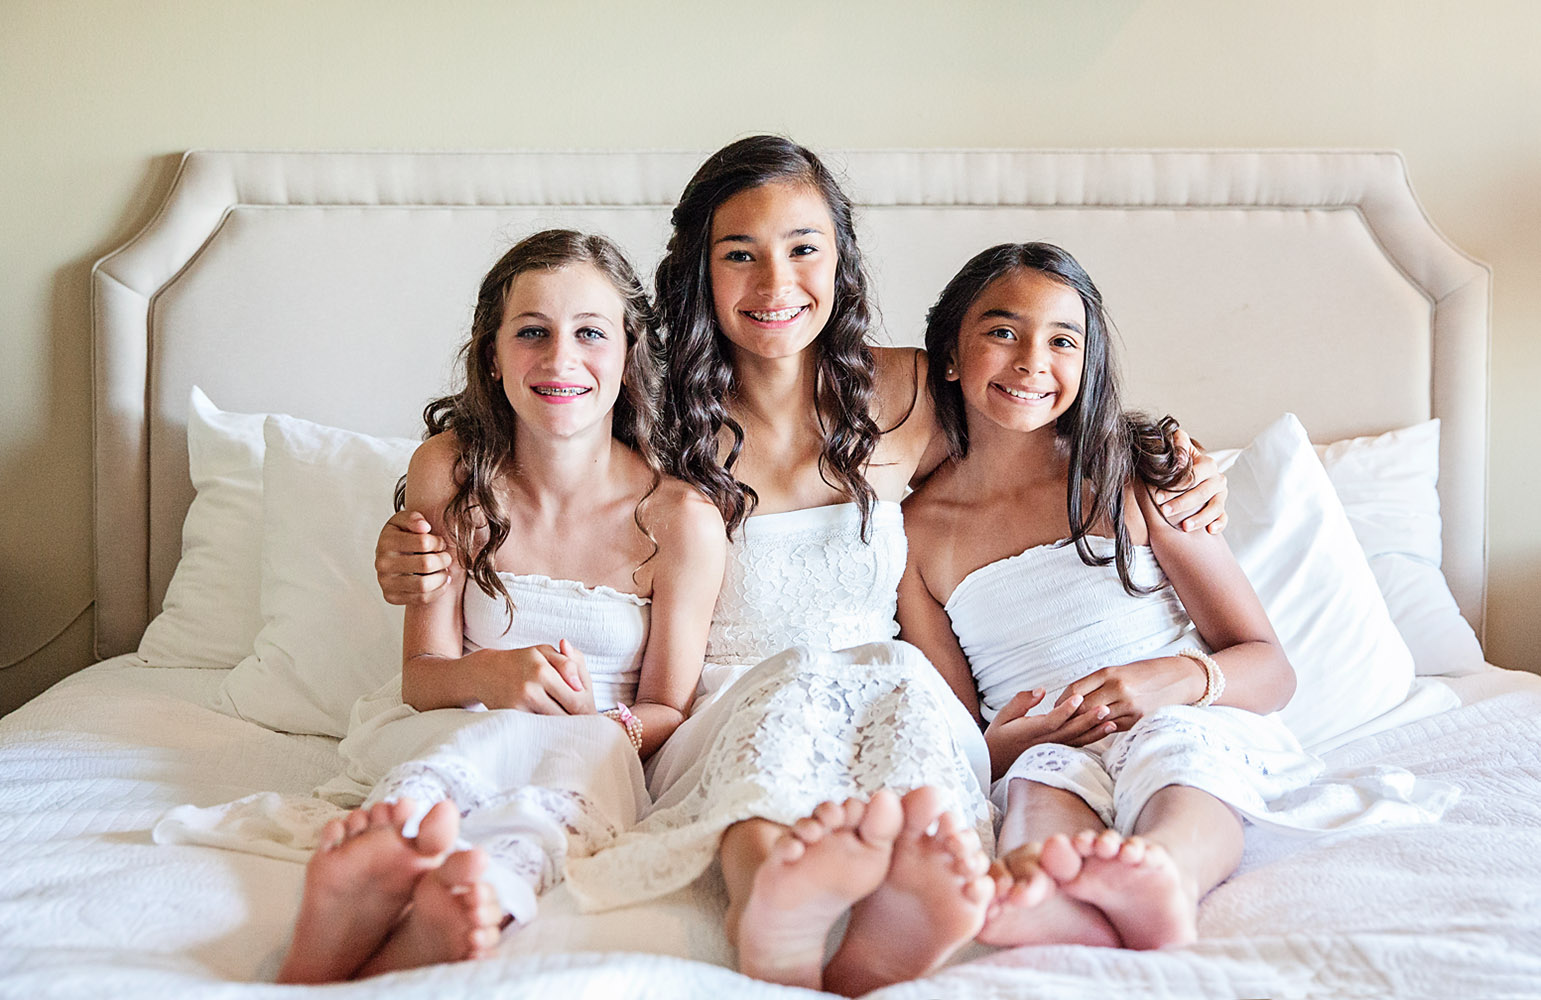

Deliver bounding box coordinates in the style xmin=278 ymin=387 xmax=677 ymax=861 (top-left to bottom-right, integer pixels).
xmin=276 ymin=799 xmax=459 ymax=983
xmin=1041 ymin=829 xmax=1197 ymax=950
xmin=730 ymin=791 xmax=903 ymax=990
xmin=822 ymin=787 xmax=995 ymax=996
xmin=977 ymin=841 xmax=1121 ymax=948
xmin=355 ymin=848 xmax=503 ymax=977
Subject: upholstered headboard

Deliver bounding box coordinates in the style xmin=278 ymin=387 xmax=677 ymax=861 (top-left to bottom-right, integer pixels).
xmin=91 ymin=149 xmax=1490 ymax=658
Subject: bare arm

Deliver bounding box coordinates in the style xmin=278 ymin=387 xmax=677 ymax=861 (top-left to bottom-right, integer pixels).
xmin=626 ymin=487 xmax=727 ymax=758
xmin=398 ymin=434 xmax=592 ymax=715
xmin=1138 ymin=481 xmax=1295 ymax=712
xmin=896 ymin=541 xmax=982 ymax=722
xmin=1056 ymin=484 xmax=1295 ymax=725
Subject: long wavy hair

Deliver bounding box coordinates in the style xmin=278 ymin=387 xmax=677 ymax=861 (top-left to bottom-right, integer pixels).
xmin=654 ymin=135 xmax=881 ymax=537
xmin=395 ymin=229 xmax=663 ymax=615
xmin=922 ymin=242 xmax=1191 ymax=595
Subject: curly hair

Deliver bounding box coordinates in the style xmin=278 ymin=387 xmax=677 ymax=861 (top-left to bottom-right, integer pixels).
xmin=654 ymin=135 xmax=881 ymax=537
xmin=395 ymin=229 xmax=663 ymax=615
xmin=922 ymin=242 xmax=1192 ymax=595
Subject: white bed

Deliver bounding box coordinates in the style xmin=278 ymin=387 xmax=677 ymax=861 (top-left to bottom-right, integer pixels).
xmin=3 ymin=149 xmax=1538 ymax=999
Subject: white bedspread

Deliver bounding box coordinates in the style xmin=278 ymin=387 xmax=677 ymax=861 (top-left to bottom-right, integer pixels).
xmin=2 ymin=657 xmax=1540 ymax=999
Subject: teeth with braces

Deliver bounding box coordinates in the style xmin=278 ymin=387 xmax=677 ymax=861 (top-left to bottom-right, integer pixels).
xmin=533 ymin=386 xmax=589 ymax=396
xmin=745 ymin=306 xmax=805 ymax=322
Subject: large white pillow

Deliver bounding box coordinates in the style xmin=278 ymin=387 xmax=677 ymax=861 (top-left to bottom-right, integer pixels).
xmin=212 ymin=414 xmax=418 ymax=737
xmin=1216 ymin=414 xmax=1415 ymax=749
xmin=1314 ymin=420 xmax=1486 ymax=677
xmin=137 ymin=387 xmax=266 ymax=668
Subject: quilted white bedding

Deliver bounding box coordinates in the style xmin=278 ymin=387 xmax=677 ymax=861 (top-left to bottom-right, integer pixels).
xmin=3 ymin=657 xmax=1538 ymax=999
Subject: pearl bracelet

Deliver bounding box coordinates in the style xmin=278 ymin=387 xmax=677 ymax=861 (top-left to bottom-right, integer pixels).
xmin=1177 ymin=648 xmax=1225 ymax=707
xmin=603 ymin=704 xmax=645 ymax=754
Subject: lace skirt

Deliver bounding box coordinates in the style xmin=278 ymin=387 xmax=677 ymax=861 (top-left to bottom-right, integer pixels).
xmin=565 ymin=640 xmax=993 ymax=912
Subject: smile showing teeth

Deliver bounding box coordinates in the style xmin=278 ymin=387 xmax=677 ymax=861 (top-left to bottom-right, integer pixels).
xmin=744 ymin=306 xmax=806 ymax=323
xmin=532 ymin=386 xmax=589 ymax=397
xmin=995 ymin=384 xmax=1052 ymax=401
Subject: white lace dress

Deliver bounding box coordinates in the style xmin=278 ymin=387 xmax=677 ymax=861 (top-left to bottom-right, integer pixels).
xmin=564 ymin=502 xmax=992 ymax=912
xmin=949 ymin=538 xmax=1455 ymax=833
xmin=313 ymin=573 xmax=653 ymax=923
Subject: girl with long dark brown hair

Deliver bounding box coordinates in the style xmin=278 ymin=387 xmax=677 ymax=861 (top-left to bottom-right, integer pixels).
xmin=896 ymin=242 xmax=1365 ymax=953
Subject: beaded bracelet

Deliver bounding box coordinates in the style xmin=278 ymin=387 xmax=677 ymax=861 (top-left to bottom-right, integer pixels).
xmin=603 ymin=704 xmax=645 ymax=754
xmin=1177 ymin=647 xmax=1226 ymax=707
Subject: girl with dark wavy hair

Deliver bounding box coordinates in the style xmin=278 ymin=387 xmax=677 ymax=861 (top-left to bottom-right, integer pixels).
xmin=564 ymin=137 xmax=1001 ymax=993
xmin=278 ymin=231 xmax=725 ymax=984
xmin=898 ymin=243 xmax=1313 ymax=955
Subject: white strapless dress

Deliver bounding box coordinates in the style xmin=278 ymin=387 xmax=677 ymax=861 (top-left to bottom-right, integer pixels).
xmin=948 ymin=538 xmax=1456 ymax=833
xmin=565 ymin=502 xmax=992 ymax=912
xmin=313 ymin=573 xmax=654 ymax=922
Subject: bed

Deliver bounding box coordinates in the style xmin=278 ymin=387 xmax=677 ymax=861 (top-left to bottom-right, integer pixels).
xmin=2 ymin=148 xmax=1538 ymax=999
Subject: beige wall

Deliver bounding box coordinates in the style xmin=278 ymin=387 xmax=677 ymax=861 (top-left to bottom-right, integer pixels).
xmin=3 ymin=0 xmax=1537 ymax=713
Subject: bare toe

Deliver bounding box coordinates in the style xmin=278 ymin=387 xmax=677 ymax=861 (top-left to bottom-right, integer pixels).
xmin=413 ymin=800 xmax=460 ymax=856
xmin=898 ymin=786 xmax=946 ymax=835
xmin=856 ymin=789 xmax=903 ymax=846
xmin=1038 ymin=832 xmax=1087 ymax=884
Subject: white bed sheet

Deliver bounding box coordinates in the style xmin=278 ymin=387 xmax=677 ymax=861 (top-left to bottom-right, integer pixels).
xmin=2 ymin=658 xmax=1539 ymax=999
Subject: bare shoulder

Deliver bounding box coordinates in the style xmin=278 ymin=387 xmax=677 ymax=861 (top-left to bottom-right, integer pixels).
xmin=900 ymin=460 xmax=962 ymax=550
xmin=404 ymin=431 xmax=463 ymax=508
xmin=1122 ymin=481 xmax=1152 ymax=547
xmin=647 ymin=477 xmax=728 ymax=557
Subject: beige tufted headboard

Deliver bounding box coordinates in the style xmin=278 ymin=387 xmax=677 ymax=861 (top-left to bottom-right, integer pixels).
xmin=91 ymin=149 xmax=1490 ymax=659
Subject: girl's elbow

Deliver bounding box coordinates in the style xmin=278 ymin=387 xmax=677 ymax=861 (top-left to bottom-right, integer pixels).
xmin=1266 ymin=647 xmax=1297 ymax=713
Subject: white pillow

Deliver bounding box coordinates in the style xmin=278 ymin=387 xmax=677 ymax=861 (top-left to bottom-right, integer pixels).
xmin=137 ymin=387 xmax=266 ymax=668
xmin=1314 ymin=420 xmax=1486 ymax=677
xmin=1216 ymin=414 xmax=1415 ymax=749
xmin=212 ymin=414 xmax=418 ymax=737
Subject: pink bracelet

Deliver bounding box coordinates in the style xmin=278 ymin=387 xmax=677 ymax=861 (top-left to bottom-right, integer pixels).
xmin=603 ymin=704 xmax=644 ymax=754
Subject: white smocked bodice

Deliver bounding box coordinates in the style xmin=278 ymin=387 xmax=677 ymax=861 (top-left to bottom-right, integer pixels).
xmin=946 ymin=538 xmax=1197 ymax=723
xmin=463 ymin=572 xmax=650 ymax=712
xmin=701 ymin=502 xmax=904 ymax=688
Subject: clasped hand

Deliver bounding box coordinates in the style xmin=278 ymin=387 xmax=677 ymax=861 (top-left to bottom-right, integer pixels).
xmin=983 ymin=655 xmax=1203 ymax=780
xmin=474 ymin=639 xmax=596 ymax=715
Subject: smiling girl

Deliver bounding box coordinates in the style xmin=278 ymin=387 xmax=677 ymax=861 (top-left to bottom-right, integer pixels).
xmin=898 ymin=242 xmax=1326 ymax=951
xmin=278 ymin=230 xmax=724 ymax=983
